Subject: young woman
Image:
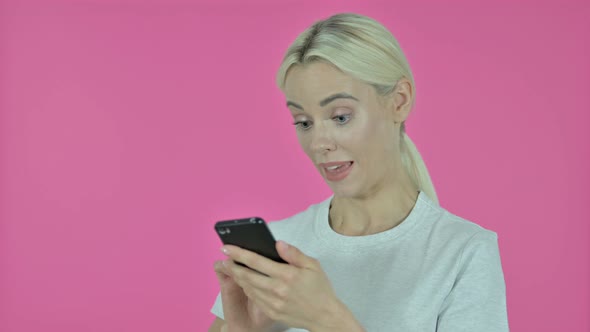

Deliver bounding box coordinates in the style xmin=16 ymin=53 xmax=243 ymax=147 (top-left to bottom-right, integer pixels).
xmin=209 ymin=12 xmax=509 ymax=332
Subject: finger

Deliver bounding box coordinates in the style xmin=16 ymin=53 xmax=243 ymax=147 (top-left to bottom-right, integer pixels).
xmin=222 ymin=245 xmax=290 ymax=278
xmin=227 ymin=259 xmax=293 ymax=320
xmin=228 ymin=260 xmax=280 ymax=294
xmin=225 ymin=259 xmax=268 ymax=288
xmin=247 ymin=286 xmax=285 ymax=321
xmin=276 ymin=241 xmax=317 ymax=269
xmin=214 ymin=260 xmax=230 ymax=279
xmin=215 ymin=260 xmax=244 ymax=293
xmin=214 ymin=260 xmax=228 ymax=274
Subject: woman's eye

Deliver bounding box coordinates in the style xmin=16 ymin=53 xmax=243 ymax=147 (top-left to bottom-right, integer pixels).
xmin=334 ymin=114 xmax=351 ymax=124
xmin=293 ymin=121 xmax=312 ymax=130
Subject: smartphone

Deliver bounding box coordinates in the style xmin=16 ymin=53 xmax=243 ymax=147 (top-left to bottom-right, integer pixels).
xmin=214 ymin=217 xmax=287 ymax=271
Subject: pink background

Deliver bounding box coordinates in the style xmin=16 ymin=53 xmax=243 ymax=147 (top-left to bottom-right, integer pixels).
xmin=1 ymin=0 xmax=588 ymax=331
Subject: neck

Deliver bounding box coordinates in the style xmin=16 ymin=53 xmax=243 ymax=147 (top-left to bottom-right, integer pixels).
xmin=329 ymin=170 xmax=420 ymax=236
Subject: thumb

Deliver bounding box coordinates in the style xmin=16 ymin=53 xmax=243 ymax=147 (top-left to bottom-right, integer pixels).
xmin=276 ymin=240 xmax=315 ymax=269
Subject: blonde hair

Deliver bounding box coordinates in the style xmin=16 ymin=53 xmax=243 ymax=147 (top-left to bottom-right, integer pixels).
xmin=275 ymin=12 xmax=439 ymax=205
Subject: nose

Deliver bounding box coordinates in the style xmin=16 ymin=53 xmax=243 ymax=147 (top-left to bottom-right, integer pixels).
xmin=310 ymin=127 xmax=336 ymax=153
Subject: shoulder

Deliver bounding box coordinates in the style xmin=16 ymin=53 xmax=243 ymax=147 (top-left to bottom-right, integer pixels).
xmin=417 ymin=195 xmax=504 ymax=286
xmin=418 ymin=192 xmax=499 ymax=248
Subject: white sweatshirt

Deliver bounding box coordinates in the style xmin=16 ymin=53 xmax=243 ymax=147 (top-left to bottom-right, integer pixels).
xmin=210 ymin=190 xmax=510 ymax=331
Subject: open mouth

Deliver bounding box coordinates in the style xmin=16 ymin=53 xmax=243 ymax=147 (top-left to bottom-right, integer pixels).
xmin=320 ymin=161 xmax=354 ymax=182
xmin=324 ymin=161 xmax=353 ymax=173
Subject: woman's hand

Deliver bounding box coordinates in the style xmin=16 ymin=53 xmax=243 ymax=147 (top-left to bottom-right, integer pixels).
xmin=214 ymin=258 xmax=274 ymax=332
xmin=221 ymin=240 xmax=365 ymax=332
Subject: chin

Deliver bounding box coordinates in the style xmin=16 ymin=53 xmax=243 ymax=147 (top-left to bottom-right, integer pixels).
xmin=326 ymin=181 xmax=361 ymax=198
xmin=321 ymin=169 xmax=362 ymax=198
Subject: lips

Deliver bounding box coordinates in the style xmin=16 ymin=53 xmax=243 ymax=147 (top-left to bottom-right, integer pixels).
xmin=320 ymin=161 xmax=353 ymax=171
xmin=318 ymin=161 xmax=354 ymax=181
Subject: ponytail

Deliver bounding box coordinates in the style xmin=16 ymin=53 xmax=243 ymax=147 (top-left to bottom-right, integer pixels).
xmin=400 ymin=125 xmax=439 ymax=205
xmin=274 ymin=12 xmax=439 ymax=205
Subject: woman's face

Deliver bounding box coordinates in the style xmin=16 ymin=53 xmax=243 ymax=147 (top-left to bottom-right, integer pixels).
xmin=283 ymin=61 xmax=407 ymax=198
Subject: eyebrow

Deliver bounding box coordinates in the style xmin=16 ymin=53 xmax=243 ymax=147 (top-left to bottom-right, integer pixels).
xmin=286 ymin=92 xmax=359 ymax=111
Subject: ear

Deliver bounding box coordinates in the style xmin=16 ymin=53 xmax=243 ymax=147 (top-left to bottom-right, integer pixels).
xmin=390 ymin=78 xmax=414 ymax=124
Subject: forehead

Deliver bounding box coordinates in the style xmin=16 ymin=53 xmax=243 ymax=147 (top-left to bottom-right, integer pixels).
xmin=284 ymin=61 xmax=370 ymax=102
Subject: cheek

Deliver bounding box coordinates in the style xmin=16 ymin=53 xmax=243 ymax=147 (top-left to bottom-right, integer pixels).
xmin=348 ymin=116 xmax=392 ymax=161
xmin=296 ymin=133 xmax=313 ymax=154
xmin=365 ymin=111 xmax=392 ymax=140
xmin=335 ymin=117 xmax=376 ymax=147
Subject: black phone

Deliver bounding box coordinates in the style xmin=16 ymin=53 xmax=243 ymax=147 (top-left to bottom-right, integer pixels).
xmin=214 ymin=217 xmax=287 ymax=271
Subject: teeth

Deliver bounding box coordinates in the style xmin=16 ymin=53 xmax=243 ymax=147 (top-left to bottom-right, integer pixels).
xmin=326 ymin=162 xmax=351 ymax=171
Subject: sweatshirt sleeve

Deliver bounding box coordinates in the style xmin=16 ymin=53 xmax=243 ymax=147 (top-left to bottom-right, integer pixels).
xmin=436 ymin=230 xmax=510 ymax=331
xmin=210 ymin=291 xmax=225 ymax=320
